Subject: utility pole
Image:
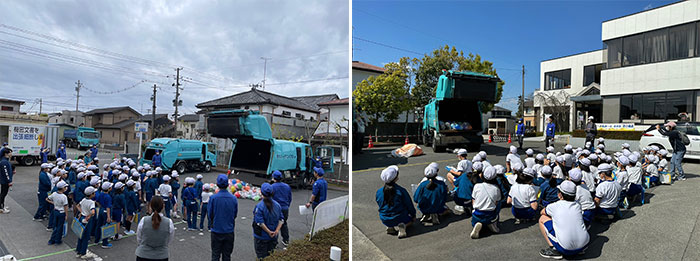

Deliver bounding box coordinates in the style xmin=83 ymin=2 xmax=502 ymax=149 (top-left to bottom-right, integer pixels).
xmin=150 ymin=84 xmax=157 ymax=140
xmin=173 ymin=68 xmax=183 ymax=134
xmin=260 ymin=57 xmax=271 ymax=91
xmin=39 ymin=98 xmax=42 ymax=115
xmin=521 ymin=65 xmax=525 ymax=119
xmin=75 ymin=80 xmax=82 ymax=112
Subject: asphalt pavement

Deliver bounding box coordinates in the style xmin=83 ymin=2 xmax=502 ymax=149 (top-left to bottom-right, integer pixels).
xmin=352 ymin=140 xmax=700 ymax=260
xmin=0 ymin=164 xmax=346 ymax=260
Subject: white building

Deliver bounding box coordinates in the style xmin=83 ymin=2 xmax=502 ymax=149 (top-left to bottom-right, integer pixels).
xmin=352 ymin=61 xmax=385 ymax=90
xmin=539 ymin=0 xmax=700 ymax=131
xmin=176 ymin=114 xmax=199 ymax=140
xmin=48 ymin=110 xmax=85 ymax=127
xmin=0 ymin=98 xmax=24 ymax=114
xmin=314 ymin=98 xmax=349 ymax=163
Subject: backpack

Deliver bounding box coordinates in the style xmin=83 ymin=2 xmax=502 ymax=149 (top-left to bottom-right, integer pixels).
xmin=681 ymin=132 xmax=691 ymax=146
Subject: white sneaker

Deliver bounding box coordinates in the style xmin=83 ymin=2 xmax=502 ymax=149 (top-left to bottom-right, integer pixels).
xmin=487 ymin=223 xmax=500 ymax=233
xmin=470 ymin=222 xmax=482 ymax=239
xmin=453 ymin=205 xmax=465 ymax=215
xmin=514 ymin=219 xmax=521 ymax=225
xmin=1 ymin=207 xmax=9 ymax=214
xmin=431 ymin=213 xmax=440 ymax=225
xmin=397 ymin=223 xmax=407 ymax=238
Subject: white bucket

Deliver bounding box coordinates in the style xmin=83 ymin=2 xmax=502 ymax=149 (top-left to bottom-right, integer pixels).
xmin=330 ymin=246 xmax=341 ymax=261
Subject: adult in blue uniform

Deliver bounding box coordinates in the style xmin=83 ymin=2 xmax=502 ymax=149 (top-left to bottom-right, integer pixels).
xmin=305 ymin=167 xmax=327 ymax=210
xmin=33 ymin=163 xmax=52 ymax=220
xmin=151 ymin=150 xmax=162 ymax=168
xmin=40 ymin=147 xmax=49 ymax=164
xmin=545 ymin=116 xmax=556 ymax=148
xmin=90 ymin=145 xmax=99 ymax=159
xmin=376 ymin=165 xmax=415 ymax=238
xmin=209 ymin=174 xmax=238 ymax=261
xmin=253 ymin=183 xmax=284 ymax=259
xmin=56 ymin=144 xmax=67 ymax=161
xmin=413 ymin=163 xmax=448 ymax=226
xmin=516 ymin=119 xmax=525 ymax=149
xmin=0 ymin=148 xmax=13 ymax=214
xmin=270 ymin=171 xmax=292 ymax=246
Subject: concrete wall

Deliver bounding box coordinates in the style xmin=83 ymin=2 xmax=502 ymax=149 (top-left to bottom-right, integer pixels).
xmin=602 ymin=96 xmax=620 ymax=123
xmin=0 ymin=101 xmax=22 ymax=114
xmin=48 ymin=110 xmax=85 ymax=126
xmin=352 ymin=69 xmax=382 ymax=91
xmin=602 ymin=0 xmax=699 ymax=41
xmin=600 ymin=58 xmax=700 ymax=96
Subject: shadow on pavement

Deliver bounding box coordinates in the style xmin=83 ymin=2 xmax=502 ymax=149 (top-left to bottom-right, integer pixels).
xmin=497 ymin=217 xmax=538 ymax=234
xmin=353 ymin=148 xmax=408 ymax=170
xmin=406 ymin=213 xmax=470 ymax=238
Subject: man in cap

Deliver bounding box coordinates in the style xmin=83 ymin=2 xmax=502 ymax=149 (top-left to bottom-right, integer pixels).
xmin=538 ymin=180 xmax=589 ymax=258
xmin=306 ymin=167 xmax=327 ymax=210
xmin=33 ymin=162 xmax=53 ymax=220
xmin=56 ymin=144 xmax=67 ymax=161
xmin=516 ymin=119 xmax=525 ymax=149
xmin=270 ymin=170 xmax=292 ymax=246
xmin=90 ymin=144 xmax=99 ymax=160
xmin=0 ymin=148 xmax=13 ymax=214
xmin=151 ymin=150 xmax=162 ymax=168
xmin=584 ymin=116 xmax=597 ymax=146
xmin=209 ymin=174 xmax=238 ymax=261
xmin=656 ymin=121 xmax=687 ymax=181
xmin=545 ymin=116 xmax=556 ymax=148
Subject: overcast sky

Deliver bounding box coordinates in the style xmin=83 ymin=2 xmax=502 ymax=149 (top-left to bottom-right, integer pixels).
xmin=0 ymin=0 xmax=349 ymax=117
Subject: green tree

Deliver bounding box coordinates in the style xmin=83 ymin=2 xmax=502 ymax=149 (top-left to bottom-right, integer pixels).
xmin=353 ymin=67 xmax=410 ymax=129
xmin=412 ymin=45 xmax=505 ymax=114
xmin=515 ymin=95 xmax=524 ymax=119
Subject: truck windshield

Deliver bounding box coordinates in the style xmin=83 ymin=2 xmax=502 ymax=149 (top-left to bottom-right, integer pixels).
xmin=81 ymin=132 xmax=100 ymax=139
xmin=207 ymin=144 xmax=216 ymax=154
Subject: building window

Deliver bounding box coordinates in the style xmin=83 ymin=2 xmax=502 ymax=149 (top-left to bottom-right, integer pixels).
xmin=620 ymin=91 xmax=695 ymax=121
xmin=0 ymin=106 xmax=13 ymax=111
xmin=295 ymin=113 xmax=305 ymax=120
xmin=526 ymin=121 xmax=531 ymax=126
xmin=544 ymin=69 xmax=571 ymax=90
xmin=583 ymin=64 xmax=602 ymax=86
xmin=70 ymin=117 xmax=74 ymax=123
xmin=604 ymin=38 xmax=622 ymax=68
xmin=282 ymin=111 xmax=291 ymax=117
xmin=669 ymin=23 xmax=695 ymax=60
xmin=623 ymin=34 xmax=644 ymax=66
xmin=112 ymin=131 xmax=115 ymax=137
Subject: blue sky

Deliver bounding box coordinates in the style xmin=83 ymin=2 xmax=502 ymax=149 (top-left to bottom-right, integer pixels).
xmin=352 ymin=0 xmax=677 ymax=113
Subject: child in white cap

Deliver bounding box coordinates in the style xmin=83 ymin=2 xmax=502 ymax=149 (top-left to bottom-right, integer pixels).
xmin=505 ymin=146 xmax=523 ymax=173
xmin=76 ymin=186 xmax=97 ymax=259
xmin=626 ymin=155 xmax=644 ymax=204
xmin=47 ymin=181 xmax=69 ymax=245
xmin=656 ymin=149 xmax=669 ymax=180
xmin=508 ymin=167 xmax=538 ymax=224
xmin=524 ymin=149 xmax=536 ymax=169
xmin=470 ymin=166 xmax=501 ymax=239
xmin=200 ymin=184 xmax=214 ymax=232
xmin=538 ymin=165 xmax=562 ymax=208
xmin=616 ymin=156 xmax=630 ymax=205
xmin=478 ymin=151 xmax=491 ymax=169
xmin=594 ymin=163 xmax=621 ymax=218
xmin=170 ymin=171 xmax=181 ymax=219
xmin=447 ymin=149 xmax=471 ymax=190
xmin=182 ymin=177 xmax=199 ymax=231
xmin=538 ymin=180 xmax=589 ymax=258
xmin=195 ymin=174 xmax=204 ymax=204
xmin=158 ymin=175 xmax=173 ymax=218
xmin=643 ymin=155 xmax=659 ymax=187
xmin=453 ymin=161 xmax=478 ymax=215
xmin=376 ymin=165 xmax=415 ymax=238
xmin=413 ymin=163 xmax=448 ymax=226
xmin=553 ymin=156 xmax=565 ymax=180
xmin=578 ymin=158 xmax=596 ymax=194
xmin=568 ymin=169 xmax=595 ymax=228
xmin=124 ymin=180 xmax=138 ymax=235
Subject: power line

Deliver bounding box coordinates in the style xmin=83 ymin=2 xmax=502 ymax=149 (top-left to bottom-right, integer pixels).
xmin=182 ymin=76 xmax=348 ymax=90
xmin=352 ymin=36 xmax=424 ymax=55
xmin=81 ymin=80 xmax=148 ymax=95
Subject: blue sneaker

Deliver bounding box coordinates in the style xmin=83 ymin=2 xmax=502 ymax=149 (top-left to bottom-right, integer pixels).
xmin=101 ymin=243 xmax=113 ymax=249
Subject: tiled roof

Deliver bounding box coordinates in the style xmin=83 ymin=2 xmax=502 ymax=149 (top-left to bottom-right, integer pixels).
xmin=293 ymin=94 xmax=339 ymax=111
xmin=84 ymin=106 xmax=140 ymax=116
xmin=318 ymin=98 xmax=348 ymax=106
xmin=196 ymin=88 xmax=322 ymax=112
xmin=352 ymin=61 xmax=385 ymax=74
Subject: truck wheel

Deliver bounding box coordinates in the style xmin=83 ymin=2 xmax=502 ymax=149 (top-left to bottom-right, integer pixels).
xmin=432 ymin=137 xmax=444 ymax=153
xmin=203 ymin=162 xmax=212 ymax=172
xmin=422 ymin=134 xmax=429 ymax=145
xmin=176 ymin=162 xmax=186 ymax=174
xmin=468 ymin=143 xmax=481 ymax=153
xmin=22 ymin=156 xmax=36 ymax=166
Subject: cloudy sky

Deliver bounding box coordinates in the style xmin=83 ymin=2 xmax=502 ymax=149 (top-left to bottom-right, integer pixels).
xmin=0 ymin=0 xmax=349 ymax=117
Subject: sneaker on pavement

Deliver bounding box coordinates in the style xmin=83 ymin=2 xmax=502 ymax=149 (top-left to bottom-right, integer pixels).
xmin=514 ymin=219 xmax=521 ymax=225
xmin=199 ymin=228 xmax=203 ymax=232
xmin=386 ymin=226 xmax=398 ymax=235
xmin=453 ymin=205 xmax=465 ymax=215
xmin=539 ymin=247 xmax=563 ymax=259
xmin=33 ymin=218 xmax=43 ymax=221
xmin=420 ymin=215 xmax=430 ymax=223
xmin=470 ymin=222 xmax=482 ymax=239
xmin=397 ymin=223 xmax=407 ymax=238
xmin=2 ymin=207 xmax=9 ymax=213
xmin=282 ymin=241 xmax=289 ymax=247
xmin=431 ymin=213 xmax=440 ymax=225
xmin=46 ymin=227 xmax=52 ymax=232
xmin=101 ymin=243 xmax=113 ymax=249
xmin=487 ymin=223 xmax=500 ymax=233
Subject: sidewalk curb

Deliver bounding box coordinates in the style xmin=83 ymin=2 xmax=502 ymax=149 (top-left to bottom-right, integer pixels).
xmin=352 ymin=225 xmax=390 ymax=261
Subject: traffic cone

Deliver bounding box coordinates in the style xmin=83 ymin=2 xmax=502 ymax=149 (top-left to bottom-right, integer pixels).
xmin=404 ymin=136 xmax=409 ymax=145
xmin=368 ymin=135 xmax=374 ymax=148
xmin=507 ymin=134 xmax=512 ymax=144
xmin=488 ymin=134 xmax=493 ymax=143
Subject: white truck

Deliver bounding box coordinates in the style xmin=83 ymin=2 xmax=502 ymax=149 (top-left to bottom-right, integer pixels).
xmin=0 ymin=123 xmax=59 ymax=165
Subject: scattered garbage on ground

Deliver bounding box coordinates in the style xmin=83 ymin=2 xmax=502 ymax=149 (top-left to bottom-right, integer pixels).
xmin=390 ymin=143 xmax=424 ymax=158
xmin=209 ymin=178 xmax=262 ymax=201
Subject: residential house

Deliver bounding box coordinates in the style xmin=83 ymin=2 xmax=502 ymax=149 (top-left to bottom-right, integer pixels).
xmin=314 ymin=98 xmax=349 ymax=163
xmin=48 ymin=110 xmax=85 ymax=127
xmin=352 ymin=61 xmax=385 ymax=90
xmin=84 ymin=106 xmax=142 ymax=145
xmin=139 ymin=113 xmax=175 ymax=140
xmin=0 ymin=98 xmax=24 ymax=114
xmin=523 ymin=99 xmax=538 ymax=131
xmin=176 ymin=114 xmax=199 ymax=140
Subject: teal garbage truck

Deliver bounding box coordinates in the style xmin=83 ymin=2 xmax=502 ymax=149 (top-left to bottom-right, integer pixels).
xmin=61 ymin=127 xmax=100 ymax=149
xmin=206 ymin=110 xmax=333 ymax=188
xmin=139 ymin=138 xmax=217 ymax=173
xmin=422 ymin=70 xmax=500 ymax=152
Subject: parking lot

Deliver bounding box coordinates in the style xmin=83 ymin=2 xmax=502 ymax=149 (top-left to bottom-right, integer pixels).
xmin=352 ymin=140 xmax=700 ymax=260
xmin=0 ymin=164 xmax=347 ymax=260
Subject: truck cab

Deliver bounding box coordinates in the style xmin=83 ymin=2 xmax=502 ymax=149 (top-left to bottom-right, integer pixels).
xmin=140 ymin=138 xmax=217 ymax=173
xmin=423 ymin=70 xmax=500 ymax=152
xmin=207 ymin=110 xmax=315 ymax=188
xmin=63 ymin=127 xmax=100 ymax=149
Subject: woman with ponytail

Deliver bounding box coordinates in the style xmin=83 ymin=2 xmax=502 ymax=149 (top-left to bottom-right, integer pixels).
xmin=136 ymin=196 xmax=174 ymax=261
xmin=376 ymin=165 xmax=415 ymax=238
xmin=413 ymin=162 xmax=448 ymax=226
xmin=253 ymin=183 xmax=284 ymax=259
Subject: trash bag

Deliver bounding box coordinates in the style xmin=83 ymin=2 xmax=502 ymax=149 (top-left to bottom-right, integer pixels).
xmin=391 ymin=144 xmax=424 ymax=158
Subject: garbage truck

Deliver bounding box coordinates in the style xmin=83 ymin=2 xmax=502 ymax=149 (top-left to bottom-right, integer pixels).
xmin=139 ymin=138 xmax=217 ymax=173
xmin=206 ymin=110 xmax=332 ymax=188
xmin=0 ymin=122 xmax=59 ymax=165
xmin=61 ymin=127 xmax=100 ymax=149
xmin=422 ymin=70 xmax=500 ymax=152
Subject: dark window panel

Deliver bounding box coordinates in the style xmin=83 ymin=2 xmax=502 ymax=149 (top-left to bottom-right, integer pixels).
xmin=623 ymin=34 xmax=644 ymax=66
xmin=644 ymin=28 xmax=669 ymax=63
xmin=669 ymin=23 xmax=695 ymax=60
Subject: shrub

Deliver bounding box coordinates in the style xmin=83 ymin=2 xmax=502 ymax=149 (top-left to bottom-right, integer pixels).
xmin=265 ymin=220 xmax=348 ymax=261
xmin=571 ymin=129 xmax=643 ymax=140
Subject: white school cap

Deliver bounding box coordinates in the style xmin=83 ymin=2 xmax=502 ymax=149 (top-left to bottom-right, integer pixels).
xmin=84 ymin=186 xmax=96 ymax=195
xmin=380 ymin=166 xmax=398 ymax=183
xmin=568 ymin=169 xmax=582 ymax=182
xmin=162 ymin=175 xmax=171 ymax=181
xmin=558 ymin=180 xmax=577 ymax=196
xmin=456 ymin=149 xmax=468 ymax=156
xmin=526 ymin=149 xmax=534 ymax=156
xmin=482 ymin=166 xmax=496 ymax=180
xmin=522 ymin=167 xmax=535 ymax=177
xmin=424 ymin=164 xmax=438 ymax=178
xmin=56 ymin=181 xmax=68 ymax=189
xmin=541 ymin=165 xmax=552 ymax=176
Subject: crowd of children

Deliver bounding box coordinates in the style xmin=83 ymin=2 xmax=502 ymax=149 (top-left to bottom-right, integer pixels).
xmin=376 ymin=138 xmax=678 ymax=259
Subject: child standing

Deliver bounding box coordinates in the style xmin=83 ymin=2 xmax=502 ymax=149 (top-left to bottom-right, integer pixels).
xmin=470 ymin=166 xmax=501 ymax=239
xmin=111 ymin=182 xmax=126 ymax=241
xmin=47 ymin=181 xmax=68 ymax=245
xmin=182 ymin=177 xmax=199 ymax=231
xmin=413 ymin=163 xmax=448 ymax=226
xmin=200 ymin=184 xmax=213 ymax=232
xmin=158 ymin=175 xmax=173 ymax=218
xmin=508 ymin=167 xmax=538 ymax=224
xmin=170 ymin=171 xmax=181 ymax=219
xmin=76 ymin=186 xmax=97 ymax=259
xmin=594 ymin=163 xmax=621 ymax=217
xmin=376 ymin=166 xmax=415 ymax=238
xmin=124 ymin=180 xmax=138 ymax=235
xmin=538 ymin=180 xmax=589 ymax=259
xmin=195 ymin=174 xmax=204 ymax=203
xmin=568 ymin=169 xmax=595 ymax=228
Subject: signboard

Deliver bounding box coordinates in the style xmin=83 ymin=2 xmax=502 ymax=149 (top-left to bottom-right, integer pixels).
xmin=596 ymin=123 xmax=635 ymax=131
xmin=8 ymin=124 xmax=46 ymax=156
xmin=134 ymin=122 xmax=149 ymax=132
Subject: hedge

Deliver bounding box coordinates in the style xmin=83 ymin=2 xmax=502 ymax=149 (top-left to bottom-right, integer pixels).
xmin=265 ymin=220 xmax=348 ymax=261
xmin=571 ymin=129 xmax=644 ymax=140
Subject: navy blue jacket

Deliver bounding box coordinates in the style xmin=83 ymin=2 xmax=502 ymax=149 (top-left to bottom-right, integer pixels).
xmin=539 ymin=178 xmax=563 ymax=204
xmin=253 ymin=200 xmax=284 ymax=240
xmin=151 ymin=154 xmax=162 ymax=167
xmin=376 ymin=184 xmax=416 ymax=226
xmin=194 ymin=181 xmax=203 ymax=200
xmin=546 ymin=123 xmax=556 ymax=138
xmin=40 ymin=151 xmax=48 ymax=163
xmin=271 ymin=182 xmax=292 ymax=210
xmin=38 ymin=171 xmax=51 ymax=192
xmin=516 ymin=123 xmax=525 ymax=135
xmin=90 ymin=147 xmax=98 ymax=158
xmin=208 ymin=190 xmax=238 ymax=234
xmin=56 ymin=147 xmax=66 ymax=160
xmin=0 ymin=158 xmax=12 ymax=184
xmin=413 ymin=179 xmax=447 ymax=214
xmin=312 ymin=178 xmax=327 ymax=206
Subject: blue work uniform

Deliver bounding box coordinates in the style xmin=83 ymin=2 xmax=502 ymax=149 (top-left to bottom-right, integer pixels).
xmin=271 ymin=181 xmax=292 ymax=242
xmin=253 ymin=200 xmax=284 ymax=259
xmin=74 ymin=180 xmax=86 ymax=204
xmin=112 ymin=192 xmax=126 ymax=223
xmin=194 ymin=180 xmax=203 ymax=201
xmin=546 ymin=123 xmax=556 ymax=138
xmin=56 ymin=147 xmax=66 ymax=160
xmin=124 ymin=189 xmax=138 ymax=216
xmin=539 ymin=178 xmax=563 ymax=207
xmin=0 ymin=157 xmax=13 ymax=186
xmin=516 ymin=123 xmax=525 ymax=135
xmin=151 ymin=154 xmax=162 ymax=167
xmin=311 ymin=178 xmax=327 ymax=209
xmin=40 ymin=151 xmax=48 ymax=163
xmin=182 ymin=187 xmax=199 ymax=229
xmin=90 ymin=147 xmax=98 ymax=159
xmin=144 ymin=178 xmax=157 ymax=202
xmin=376 ymin=184 xmax=416 ymax=227
xmin=413 ymin=179 xmax=448 ymax=215
xmin=208 ymin=190 xmax=238 ymax=234
xmin=33 ymin=170 xmax=52 ymax=219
